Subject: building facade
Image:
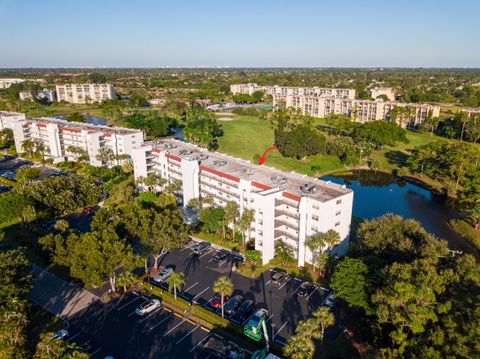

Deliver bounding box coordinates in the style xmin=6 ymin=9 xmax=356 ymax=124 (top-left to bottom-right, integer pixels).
xmin=275 ymin=95 xmax=441 ymax=127
xmin=0 ymin=78 xmax=45 ymax=89
xmin=0 ymin=111 xmax=26 ymax=130
xmin=12 ymin=117 xmax=143 ymax=166
xmin=370 ymin=87 xmax=396 ymax=101
xmin=19 ymin=89 xmax=56 ymax=103
xmin=231 ymin=83 xmax=356 ymax=99
xmin=55 ymin=83 xmax=116 ymax=104
xmin=132 ymin=139 xmax=353 ymax=267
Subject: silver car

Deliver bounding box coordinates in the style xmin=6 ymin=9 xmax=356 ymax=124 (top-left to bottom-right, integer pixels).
xmin=135 ymin=299 xmax=161 ymax=316
xmin=51 ymin=329 xmax=69 ymax=341
xmin=153 ymin=267 xmax=173 ymax=283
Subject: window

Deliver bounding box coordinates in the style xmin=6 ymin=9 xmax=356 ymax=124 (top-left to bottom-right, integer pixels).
xmin=258 ymin=219 xmax=263 ymax=225
xmin=311 ymin=226 xmax=318 ymax=232
xmin=312 ymin=204 xmax=319 ymax=210
xmin=336 ymin=211 xmax=341 ymax=216
xmin=335 ymin=222 xmax=340 ymax=227
xmin=312 ymin=215 xmax=319 ymax=221
xmin=336 ymin=199 xmax=342 ymax=205
xmin=258 ymin=230 xmax=263 ymax=236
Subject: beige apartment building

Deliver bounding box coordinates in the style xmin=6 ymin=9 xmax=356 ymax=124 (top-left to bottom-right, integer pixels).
xmin=55 ymin=83 xmax=116 ymax=104
xmin=231 ymin=83 xmax=356 ymax=99
xmin=132 ymin=139 xmax=353 ymax=267
xmin=12 ymin=116 xmax=143 ymax=166
xmin=275 ymin=95 xmax=440 ymax=128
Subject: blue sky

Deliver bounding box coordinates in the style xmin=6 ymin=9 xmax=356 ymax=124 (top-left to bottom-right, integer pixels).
xmin=0 ymin=0 xmax=479 ymax=68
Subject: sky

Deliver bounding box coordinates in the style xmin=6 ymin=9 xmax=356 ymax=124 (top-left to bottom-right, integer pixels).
xmin=0 ymin=0 xmax=479 ymax=68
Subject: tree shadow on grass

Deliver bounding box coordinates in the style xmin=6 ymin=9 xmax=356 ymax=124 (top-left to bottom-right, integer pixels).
xmin=384 ymin=150 xmax=410 ymax=168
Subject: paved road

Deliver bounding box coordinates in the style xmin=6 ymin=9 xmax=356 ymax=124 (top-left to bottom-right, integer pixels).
xmin=29 ymin=264 xmax=98 ymax=319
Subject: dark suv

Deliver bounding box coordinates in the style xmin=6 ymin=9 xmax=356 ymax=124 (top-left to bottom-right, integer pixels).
xmin=271 ymin=270 xmax=289 ymax=285
xmin=213 ymin=249 xmax=230 ymax=262
xmin=232 ymin=299 xmax=255 ymax=323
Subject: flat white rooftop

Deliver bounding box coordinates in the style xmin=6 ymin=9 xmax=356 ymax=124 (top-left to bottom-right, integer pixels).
xmin=146 ymin=138 xmax=351 ymax=202
xmin=26 ymin=117 xmax=141 ymax=135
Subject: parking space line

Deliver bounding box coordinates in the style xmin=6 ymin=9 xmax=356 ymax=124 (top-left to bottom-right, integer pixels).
xmin=189 ymin=334 xmax=211 ymax=352
xmin=294 ymin=277 xmax=302 ymax=281
xmin=265 ymin=279 xmax=272 ymax=285
xmin=192 ymin=286 xmax=209 ymax=303
xmin=149 ymin=313 xmax=174 ymax=332
xmin=291 ymin=283 xmax=303 ymax=297
xmin=306 ymin=286 xmax=317 ymax=300
xmin=275 ymin=320 xmax=289 ymax=336
xmin=138 ymin=307 xmax=162 ymax=323
xmin=275 ymin=337 xmax=287 ymax=346
xmin=66 ymin=333 xmax=80 ymax=342
xmin=117 ymin=295 xmax=141 ymax=311
xmin=164 ymin=318 xmax=187 ymax=336
xmin=203 ymin=295 xmax=215 ymax=308
xmin=267 ymin=314 xmax=274 ymax=323
xmin=199 ymin=250 xmax=213 ymax=259
xmin=183 ymin=281 xmax=199 ymax=293
xmin=90 ymin=348 xmax=101 ymax=356
xmin=176 ymin=325 xmax=200 ymax=344
xmin=279 ymin=277 xmax=292 ymax=290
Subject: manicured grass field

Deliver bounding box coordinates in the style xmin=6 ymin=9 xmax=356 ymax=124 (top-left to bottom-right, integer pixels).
xmin=217 ymin=115 xmax=344 ymax=176
xmin=20 ymin=102 xmax=106 ymax=119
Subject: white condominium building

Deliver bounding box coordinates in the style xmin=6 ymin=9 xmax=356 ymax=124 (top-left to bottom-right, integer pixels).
xmin=0 ymin=78 xmax=45 ymax=89
xmin=275 ymin=95 xmax=441 ymax=128
xmin=231 ymin=83 xmax=356 ymax=99
xmin=12 ymin=117 xmax=143 ymax=166
xmin=55 ymin=83 xmax=116 ymax=104
xmin=19 ymin=89 xmax=56 ymax=103
xmin=370 ymin=87 xmax=396 ymax=101
xmin=132 ymin=139 xmax=353 ymax=267
xmin=0 ymin=111 xmax=26 ymax=130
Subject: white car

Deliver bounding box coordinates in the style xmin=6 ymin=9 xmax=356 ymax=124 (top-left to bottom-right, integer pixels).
xmin=324 ymin=293 xmax=336 ymax=307
xmin=135 ymin=299 xmax=161 ymax=316
xmin=51 ymin=329 xmax=69 ymax=341
xmin=153 ymin=267 xmax=173 ymax=283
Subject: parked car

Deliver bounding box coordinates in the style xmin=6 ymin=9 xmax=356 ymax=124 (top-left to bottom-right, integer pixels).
xmin=0 ymin=184 xmax=11 ymax=193
xmin=233 ymin=299 xmax=255 ymax=323
xmin=324 ymin=293 xmax=336 ymax=307
xmin=192 ymin=241 xmax=211 ymax=255
xmin=223 ymin=295 xmax=243 ymax=316
xmin=247 ymin=308 xmax=268 ymax=327
xmin=213 ymin=249 xmax=230 ymax=262
xmin=152 ymin=267 xmax=173 ymax=283
xmin=297 ymin=282 xmax=315 ymax=297
xmin=51 ymin=329 xmax=69 ymax=341
xmin=271 ymin=270 xmax=289 ymax=285
xmin=135 ymin=299 xmax=161 ymax=316
xmin=209 ymin=294 xmax=229 ymax=309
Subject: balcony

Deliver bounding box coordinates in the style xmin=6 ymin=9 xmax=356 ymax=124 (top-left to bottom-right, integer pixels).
xmin=275 ymin=198 xmax=299 ymax=208
xmin=275 ymin=218 xmax=299 ymax=230
xmin=200 ymin=179 xmax=239 ymax=198
xmin=274 ymin=229 xmax=299 ymax=242
xmin=274 ymin=209 xmax=300 ymax=220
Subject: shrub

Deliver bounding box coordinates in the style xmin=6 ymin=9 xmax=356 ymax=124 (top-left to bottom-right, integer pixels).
xmin=449 ymin=219 xmax=480 ymax=251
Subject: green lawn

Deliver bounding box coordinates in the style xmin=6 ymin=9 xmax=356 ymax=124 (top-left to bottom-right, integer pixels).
xmin=217 ymin=115 xmax=344 ymax=176
xmin=20 ymin=102 xmax=106 ymax=119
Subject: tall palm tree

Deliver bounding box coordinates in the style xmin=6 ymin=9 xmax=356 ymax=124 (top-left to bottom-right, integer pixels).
xmin=237 ymin=209 xmax=254 ymax=248
xmin=213 ymin=276 xmax=233 ymax=318
xmin=284 ymin=335 xmax=314 ymax=359
xmin=116 ymin=271 xmax=137 ymax=293
xmin=313 ymin=307 xmax=335 ymax=340
xmin=224 ymin=201 xmax=239 ymax=240
xmin=166 ymin=271 xmax=185 ymax=300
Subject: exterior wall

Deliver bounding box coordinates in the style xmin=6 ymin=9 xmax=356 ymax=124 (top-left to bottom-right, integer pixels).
xmin=132 ymin=142 xmax=354 ymax=267
xmin=19 ymin=89 xmax=56 ymax=102
xmin=276 ymin=95 xmax=441 ymax=127
xmin=231 ymin=83 xmax=356 ymax=99
xmin=55 ymin=84 xmax=116 ymax=104
xmin=0 ymin=112 xmax=26 ymax=130
xmin=12 ymin=117 xmax=143 ymax=166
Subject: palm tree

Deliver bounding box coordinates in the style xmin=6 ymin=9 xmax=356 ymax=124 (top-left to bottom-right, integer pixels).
xmin=284 ymin=335 xmax=314 ymax=359
xmin=313 ymin=307 xmax=335 ymax=340
xmin=116 ymin=271 xmax=137 ymax=293
xmin=306 ymin=230 xmax=340 ymax=272
xmin=166 ymin=271 xmax=185 ymax=300
xmin=213 ymin=276 xmax=233 ymax=318
xmin=21 ymin=139 xmax=35 ymax=157
xmin=275 ymin=241 xmax=295 ymax=266
xmin=224 ymin=201 xmax=239 ymax=241
xmin=237 ymin=209 xmax=254 ymax=248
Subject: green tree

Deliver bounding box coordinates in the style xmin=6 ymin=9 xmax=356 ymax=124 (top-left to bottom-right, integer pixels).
xmin=353 ymin=121 xmax=408 ymax=148
xmin=64 ymin=112 xmax=86 ymax=123
xmin=275 ymin=241 xmax=295 ymax=266
xmin=237 ymin=209 xmax=254 ymax=248
xmin=166 ymin=271 xmax=185 ymax=300
xmin=245 ymin=250 xmax=261 ymax=271
xmin=459 ymin=170 xmax=480 ymax=229
xmin=0 ymin=129 xmax=14 ymax=149
xmin=213 ymin=276 xmax=233 ymax=318
xmin=116 ymin=271 xmax=137 ymax=293
xmin=95 ymin=146 xmax=116 ymax=167
xmin=15 ymin=165 xmax=41 ymax=185
xmin=224 ymin=201 xmax=239 ymax=240
xmin=306 ymin=230 xmax=340 ymax=272
xmin=199 ymin=207 xmax=225 ymax=234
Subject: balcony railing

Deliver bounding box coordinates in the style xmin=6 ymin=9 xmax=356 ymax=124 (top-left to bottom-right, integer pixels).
xmin=274 ymin=218 xmax=299 ymax=230
xmin=275 ymin=198 xmax=299 ymax=208
xmin=274 ymin=209 xmax=300 ymax=220
xmin=200 ymin=179 xmax=239 ymax=198
xmin=274 ymin=229 xmax=299 ymax=242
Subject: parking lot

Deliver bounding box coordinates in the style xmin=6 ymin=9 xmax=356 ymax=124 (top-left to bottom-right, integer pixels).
xmin=153 ymin=243 xmax=333 ymax=346
xmin=65 ymin=291 xmax=217 ymax=358
xmin=0 ymin=155 xmax=63 ymax=185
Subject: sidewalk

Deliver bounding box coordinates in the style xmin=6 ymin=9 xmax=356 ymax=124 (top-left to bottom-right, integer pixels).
xmin=29 ymin=264 xmax=99 ymax=319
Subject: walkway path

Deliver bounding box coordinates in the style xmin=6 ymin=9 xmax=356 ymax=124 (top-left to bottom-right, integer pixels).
xmin=29 ymin=264 xmax=99 ymax=319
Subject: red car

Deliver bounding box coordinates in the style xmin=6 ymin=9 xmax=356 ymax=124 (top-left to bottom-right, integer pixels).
xmin=209 ymin=294 xmax=229 ymax=309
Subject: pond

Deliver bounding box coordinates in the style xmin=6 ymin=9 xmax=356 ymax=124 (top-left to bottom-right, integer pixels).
xmin=322 ymin=170 xmax=474 ymax=253
xmin=53 ymin=114 xmax=108 ymax=126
